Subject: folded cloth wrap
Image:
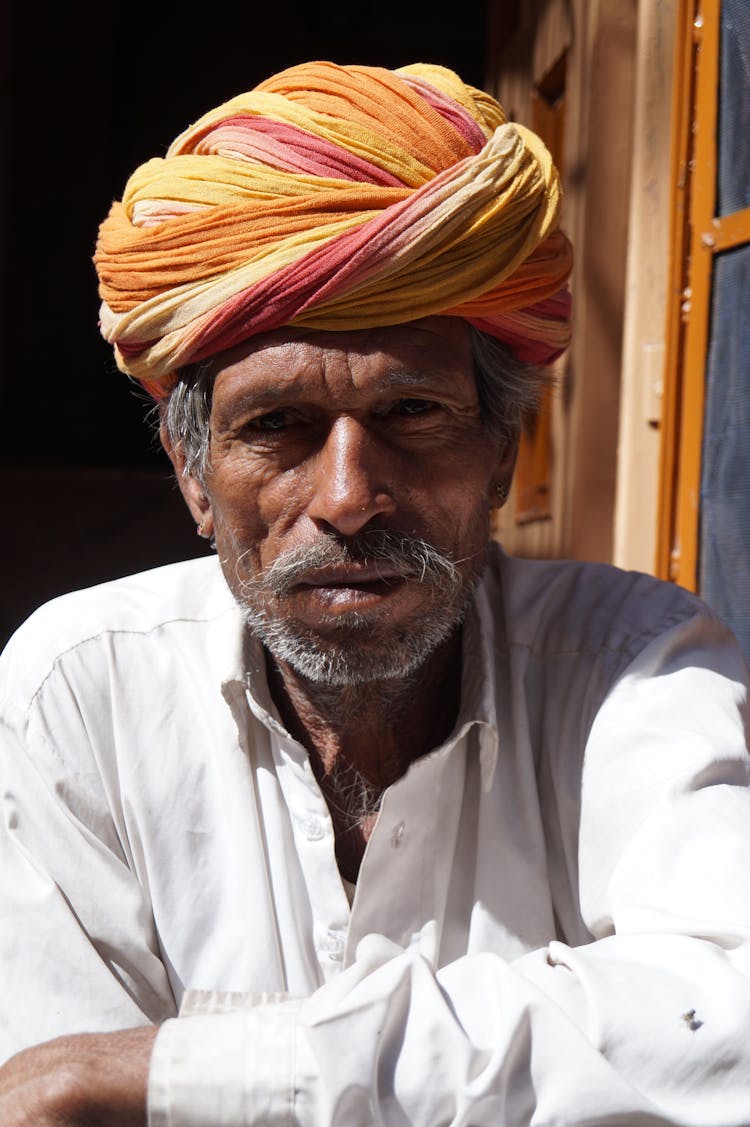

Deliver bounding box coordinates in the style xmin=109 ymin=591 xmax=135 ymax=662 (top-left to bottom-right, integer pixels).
xmin=94 ymin=61 xmax=573 ymax=398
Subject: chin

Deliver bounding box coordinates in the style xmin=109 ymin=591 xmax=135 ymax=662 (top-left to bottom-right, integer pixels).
xmin=240 ymin=594 xmax=474 ymax=687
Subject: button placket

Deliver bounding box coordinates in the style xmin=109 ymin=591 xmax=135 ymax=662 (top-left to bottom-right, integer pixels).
xmin=346 ymin=735 xmax=470 ymax=966
xmin=271 ymin=736 xmax=353 ymax=980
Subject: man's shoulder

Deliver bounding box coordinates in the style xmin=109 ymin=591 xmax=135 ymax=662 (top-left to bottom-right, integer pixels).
xmin=485 ymin=545 xmax=712 ymax=661
xmin=9 ymin=555 xmax=232 ymax=641
xmin=1 ymin=556 xmax=234 ymax=705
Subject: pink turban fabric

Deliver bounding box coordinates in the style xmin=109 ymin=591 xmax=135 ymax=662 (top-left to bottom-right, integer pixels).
xmin=94 ymin=61 xmax=573 ymax=399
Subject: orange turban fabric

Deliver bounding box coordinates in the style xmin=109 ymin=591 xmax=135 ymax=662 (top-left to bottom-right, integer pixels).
xmin=94 ymin=61 xmax=573 ymax=399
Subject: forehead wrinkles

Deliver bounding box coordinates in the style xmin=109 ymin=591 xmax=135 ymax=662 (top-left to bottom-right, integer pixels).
xmin=283 ymin=340 xmax=434 ymax=390
xmin=216 ymin=344 xmax=450 ymax=411
xmin=209 ymin=318 xmax=479 ymax=423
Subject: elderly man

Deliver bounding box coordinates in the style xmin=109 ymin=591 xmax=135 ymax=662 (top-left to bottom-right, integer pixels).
xmin=1 ymin=61 xmax=750 ymax=1126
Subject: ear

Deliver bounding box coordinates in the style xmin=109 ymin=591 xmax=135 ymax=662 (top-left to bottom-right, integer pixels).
xmin=490 ymin=433 xmax=519 ymax=510
xmin=159 ymin=417 xmax=214 ymax=539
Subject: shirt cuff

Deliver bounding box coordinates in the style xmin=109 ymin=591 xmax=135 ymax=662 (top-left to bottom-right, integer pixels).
xmin=148 ymin=997 xmax=317 ymax=1125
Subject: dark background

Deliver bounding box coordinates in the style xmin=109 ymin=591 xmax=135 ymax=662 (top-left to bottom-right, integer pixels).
xmin=0 ymin=1 xmax=490 ymax=645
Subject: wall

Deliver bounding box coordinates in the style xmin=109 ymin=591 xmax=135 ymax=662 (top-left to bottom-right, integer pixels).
xmin=487 ymin=0 xmax=640 ymax=564
xmin=613 ymin=0 xmax=678 ymax=574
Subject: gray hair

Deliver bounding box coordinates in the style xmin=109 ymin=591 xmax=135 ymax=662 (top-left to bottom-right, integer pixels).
xmin=161 ymin=329 xmax=545 ymax=485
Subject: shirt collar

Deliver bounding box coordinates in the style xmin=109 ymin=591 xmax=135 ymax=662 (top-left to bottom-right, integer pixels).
xmin=456 ymin=577 xmax=501 ymax=790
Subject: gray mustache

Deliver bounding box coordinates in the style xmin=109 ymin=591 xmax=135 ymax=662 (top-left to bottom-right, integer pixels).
xmin=259 ymin=531 xmax=461 ymax=597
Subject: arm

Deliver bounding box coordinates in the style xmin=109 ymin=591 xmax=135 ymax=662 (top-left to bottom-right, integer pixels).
xmin=0 ymin=1028 xmax=156 ymax=1127
xmin=147 ymin=610 xmax=750 ymax=1125
xmin=0 ymin=638 xmax=177 ymax=1121
xmin=0 ymin=707 xmax=176 ymax=1060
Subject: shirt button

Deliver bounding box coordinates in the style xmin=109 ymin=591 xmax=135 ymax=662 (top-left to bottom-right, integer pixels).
xmin=390 ymin=821 xmax=406 ymax=848
xmin=300 ymin=816 xmax=325 ymax=841
xmin=318 ymin=931 xmax=345 ymax=961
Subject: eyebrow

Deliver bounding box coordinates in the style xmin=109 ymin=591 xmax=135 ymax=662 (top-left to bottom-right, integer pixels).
xmin=374 ymin=369 xmax=438 ymax=390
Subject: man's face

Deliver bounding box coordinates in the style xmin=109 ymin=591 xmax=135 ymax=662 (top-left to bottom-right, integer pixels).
xmin=185 ymin=317 xmax=512 ymax=684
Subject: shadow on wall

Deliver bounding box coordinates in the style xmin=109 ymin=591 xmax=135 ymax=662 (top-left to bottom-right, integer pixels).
xmin=1 ymin=466 xmax=214 ymax=649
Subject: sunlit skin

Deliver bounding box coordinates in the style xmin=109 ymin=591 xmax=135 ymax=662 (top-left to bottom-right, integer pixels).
xmin=165 ymin=316 xmax=516 ymax=877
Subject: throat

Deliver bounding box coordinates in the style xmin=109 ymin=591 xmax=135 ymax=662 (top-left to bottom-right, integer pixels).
xmin=318 ymin=769 xmax=382 ymax=883
xmin=264 ymin=634 xmax=463 ymax=882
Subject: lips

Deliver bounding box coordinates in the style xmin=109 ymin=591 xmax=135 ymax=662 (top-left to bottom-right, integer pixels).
xmin=284 ymin=564 xmax=413 ymax=614
xmin=294 ymin=564 xmax=410 ymax=589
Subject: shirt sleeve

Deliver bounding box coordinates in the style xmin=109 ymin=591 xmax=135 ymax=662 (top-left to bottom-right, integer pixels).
xmin=148 ymin=609 xmax=750 ymax=1126
xmin=0 ymin=659 xmax=178 ymax=1060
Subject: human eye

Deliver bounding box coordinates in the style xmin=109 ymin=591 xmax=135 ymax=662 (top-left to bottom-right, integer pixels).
xmin=247 ymin=409 xmax=292 ymax=432
xmin=390 ymin=398 xmax=438 ymax=417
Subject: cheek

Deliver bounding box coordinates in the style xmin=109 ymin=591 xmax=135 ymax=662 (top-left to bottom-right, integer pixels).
xmin=415 ymin=458 xmax=495 ymax=531
xmin=447 ymin=489 xmax=494 ymax=556
xmin=431 ymin=472 xmax=496 ymax=572
xmin=210 ymin=462 xmax=309 ymax=569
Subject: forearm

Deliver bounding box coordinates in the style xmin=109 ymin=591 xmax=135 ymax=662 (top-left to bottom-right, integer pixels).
xmin=147 ymin=929 xmax=750 ymax=1126
xmin=0 ymin=1027 xmax=157 ymax=1127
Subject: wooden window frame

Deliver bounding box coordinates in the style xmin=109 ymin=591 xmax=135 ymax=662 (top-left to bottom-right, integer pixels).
xmin=658 ymin=0 xmax=750 ymax=588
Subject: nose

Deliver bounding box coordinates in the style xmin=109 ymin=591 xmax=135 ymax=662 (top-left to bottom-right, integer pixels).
xmin=307 ymin=416 xmax=397 ymax=536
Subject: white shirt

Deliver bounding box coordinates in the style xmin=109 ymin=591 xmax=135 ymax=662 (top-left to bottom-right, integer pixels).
xmin=1 ymin=544 xmax=750 ymax=1125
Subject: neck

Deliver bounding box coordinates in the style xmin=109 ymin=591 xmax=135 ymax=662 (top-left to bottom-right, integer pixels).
xmin=265 ymin=632 xmax=463 ymax=881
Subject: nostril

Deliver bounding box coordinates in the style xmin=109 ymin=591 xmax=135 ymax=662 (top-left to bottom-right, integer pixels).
xmin=309 ymin=491 xmax=397 ymax=537
xmin=307 ymin=421 xmax=396 ymax=535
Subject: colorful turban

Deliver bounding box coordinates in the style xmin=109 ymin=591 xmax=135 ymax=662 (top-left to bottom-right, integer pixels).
xmin=94 ymin=61 xmax=573 ymax=399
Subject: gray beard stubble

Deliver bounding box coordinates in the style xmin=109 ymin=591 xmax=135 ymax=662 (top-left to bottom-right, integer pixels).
xmin=236 ymin=530 xmax=479 ymax=686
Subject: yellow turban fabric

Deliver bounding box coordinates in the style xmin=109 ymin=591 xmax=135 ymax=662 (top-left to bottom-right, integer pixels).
xmin=94 ymin=61 xmax=573 ymax=399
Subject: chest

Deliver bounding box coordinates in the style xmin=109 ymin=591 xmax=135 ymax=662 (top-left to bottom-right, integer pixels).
xmin=126 ymin=713 xmax=578 ymax=1008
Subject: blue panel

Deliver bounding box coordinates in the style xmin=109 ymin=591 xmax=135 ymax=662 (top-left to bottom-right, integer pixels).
xmin=717 ymin=0 xmax=750 ymax=216
xmin=699 ymin=243 xmax=750 ymax=663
